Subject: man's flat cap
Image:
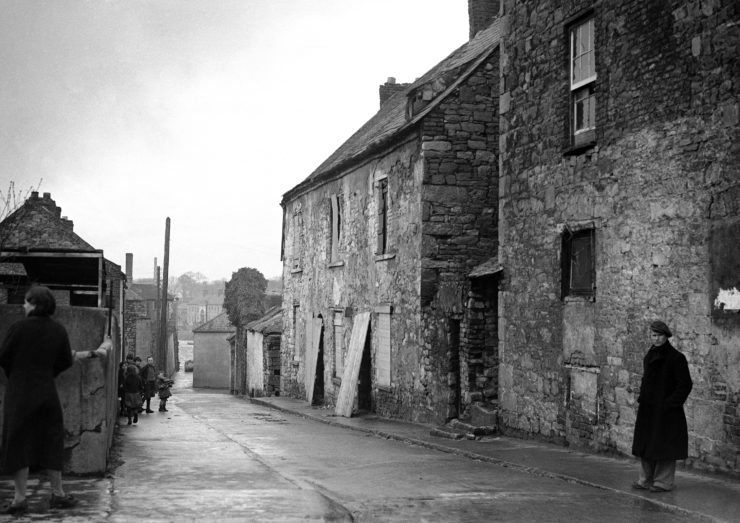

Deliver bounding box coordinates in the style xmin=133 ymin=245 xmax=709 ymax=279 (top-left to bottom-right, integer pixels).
xmin=650 ymin=320 xmax=672 ymax=338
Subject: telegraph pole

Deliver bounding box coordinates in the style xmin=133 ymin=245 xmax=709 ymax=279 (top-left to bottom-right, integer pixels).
xmin=159 ymin=217 xmax=171 ymax=373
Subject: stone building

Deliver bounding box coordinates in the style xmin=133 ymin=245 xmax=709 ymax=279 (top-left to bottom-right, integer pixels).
xmin=244 ymin=306 xmax=283 ymax=397
xmin=279 ymin=6 xmax=503 ymax=424
xmin=497 ymin=0 xmax=739 ymax=474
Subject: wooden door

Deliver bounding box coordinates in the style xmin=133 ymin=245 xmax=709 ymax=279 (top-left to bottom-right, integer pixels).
xmin=335 ymin=312 xmax=371 ymax=417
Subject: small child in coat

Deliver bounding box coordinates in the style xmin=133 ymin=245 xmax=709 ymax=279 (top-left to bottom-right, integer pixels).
xmin=123 ymin=364 xmax=143 ymax=425
xmin=157 ymin=372 xmax=174 ymax=412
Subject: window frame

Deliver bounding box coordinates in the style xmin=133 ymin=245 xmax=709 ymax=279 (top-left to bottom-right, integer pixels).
xmin=567 ymin=14 xmax=597 ymax=146
xmin=376 ymin=177 xmax=389 ymax=255
xmin=561 ymin=227 xmax=596 ymax=300
xmin=329 ymin=194 xmax=342 ymax=263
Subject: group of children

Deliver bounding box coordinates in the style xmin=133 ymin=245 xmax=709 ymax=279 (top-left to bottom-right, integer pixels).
xmin=118 ymin=354 xmax=174 ymax=425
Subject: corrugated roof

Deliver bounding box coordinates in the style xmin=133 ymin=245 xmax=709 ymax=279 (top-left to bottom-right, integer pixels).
xmin=282 ymin=18 xmax=503 ymax=202
xmin=245 ymin=306 xmax=282 ymax=335
xmin=193 ymin=311 xmax=236 ymax=333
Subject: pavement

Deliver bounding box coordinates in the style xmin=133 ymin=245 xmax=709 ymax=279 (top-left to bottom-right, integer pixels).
xmin=0 ymin=371 xmax=737 ymax=522
xmin=248 ymin=394 xmax=740 ymax=523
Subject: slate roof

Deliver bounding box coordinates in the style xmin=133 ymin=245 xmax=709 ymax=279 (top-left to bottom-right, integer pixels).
xmin=127 ymin=283 xmax=175 ymax=302
xmin=0 ymin=192 xmax=96 ymax=252
xmin=282 ymin=18 xmax=504 ymax=202
xmin=245 ymin=306 xmax=282 ymax=335
xmin=193 ymin=311 xmax=235 ymax=334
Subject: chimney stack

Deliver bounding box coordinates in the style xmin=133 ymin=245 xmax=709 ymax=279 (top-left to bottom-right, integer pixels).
xmin=379 ymin=77 xmax=410 ymax=108
xmin=468 ymin=0 xmax=499 ymax=39
xmin=153 ymin=257 xmax=158 ymax=283
xmin=125 ymin=253 xmax=133 ymax=282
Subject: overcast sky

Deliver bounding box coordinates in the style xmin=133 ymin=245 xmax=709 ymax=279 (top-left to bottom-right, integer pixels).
xmin=1 ymin=0 xmax=468 ymax=281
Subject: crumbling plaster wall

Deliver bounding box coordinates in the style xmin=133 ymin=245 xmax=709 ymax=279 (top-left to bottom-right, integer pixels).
xmin=281 ymin=140 xmax=428 ymax=419
xmin=498 ymin=0 xmax=739 ymax=473
xmin=0 ymin=305 xmax=121 ymax=475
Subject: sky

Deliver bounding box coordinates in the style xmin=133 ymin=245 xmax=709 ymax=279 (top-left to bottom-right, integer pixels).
xmin=0 ymin=0 xmax=469 ymax=281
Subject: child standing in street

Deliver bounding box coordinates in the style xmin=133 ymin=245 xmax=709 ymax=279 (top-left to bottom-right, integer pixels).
xmin=157 ymin=372 xmax=174 ymax=412
xmin=123 ymin=365 xmax=143 ymax=425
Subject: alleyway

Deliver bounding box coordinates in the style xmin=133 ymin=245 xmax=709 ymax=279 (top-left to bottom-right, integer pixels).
xmin=1 ymin=371 xmax=738 ymax=521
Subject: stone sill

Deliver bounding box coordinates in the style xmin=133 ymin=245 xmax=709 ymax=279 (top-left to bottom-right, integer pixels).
xmin=374 ymin=253 xmax=396 ymax=263
xmin=563 ymin=294 xmax=595 ymax=303
xmin=563 ymin=130 xmax=596 ymax=156
xmin=376 ymin=385 xmax=392 ymax=393
xmin=290 ymin=268 xmax=303 ymax=275
xmin=564 ymin=363 xmax=601 ymax=374
xmin=328 ymin=260 xmax=345 ymax=269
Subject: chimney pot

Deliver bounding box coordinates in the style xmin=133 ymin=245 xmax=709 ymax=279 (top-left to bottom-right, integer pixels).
xmin=43 ymin=192 xmax=51 ymax=199
xmin=30 ymin=191 xmax=39 ymax=199
xmin=387 ymin=77 xmax=396 ymax=84
xmin=125 ymin=253 xmax=133 ymax=282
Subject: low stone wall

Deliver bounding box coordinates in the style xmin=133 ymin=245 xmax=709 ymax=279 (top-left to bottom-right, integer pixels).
xmin=0 ymin=305 xmax=121 ymax=475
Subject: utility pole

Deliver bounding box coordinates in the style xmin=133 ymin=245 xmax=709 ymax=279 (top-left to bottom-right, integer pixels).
xmin=159 ymin=217 xmax=171 ymax=373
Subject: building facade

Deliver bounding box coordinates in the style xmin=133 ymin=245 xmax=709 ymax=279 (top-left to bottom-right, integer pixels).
xmin=280 ymin=11 xmax=502 ymax=424
xmin=497 ymin=0 xmax=739 ymax=473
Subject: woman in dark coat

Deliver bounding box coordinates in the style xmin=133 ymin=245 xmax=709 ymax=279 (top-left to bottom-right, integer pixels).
xmin=631 ymin=320 xmax=693 ymax=492
xmin=0 ymin=286 xmax=78 ymax=514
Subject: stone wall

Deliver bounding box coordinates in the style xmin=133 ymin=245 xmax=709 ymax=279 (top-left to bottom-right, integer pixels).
xmin=419 ymin=51 xmax=500 ymax=422
xmin=498 ymin=0 xmax=739 ymax=473
xmin=0 ymin=305 xmax=121 ymax=474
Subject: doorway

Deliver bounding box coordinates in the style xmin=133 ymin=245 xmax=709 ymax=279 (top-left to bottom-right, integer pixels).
xmin=357 ymin=322 xmax=372 ymax=412
xmin=313 ymin=319 xmax=325 ymax=406
xmin=449 ymin=318 xmax=461 ymax=419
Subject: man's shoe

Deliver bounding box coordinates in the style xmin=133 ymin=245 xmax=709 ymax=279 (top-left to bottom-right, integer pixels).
xmin=649 ymin=485 xmax=673 ymax=493
xmin=146 ymin=409 xmax=154 ymax=413
xmin=133 ymin=413 xmax=138 ymax=423
xmin=127 ymin=418 xmax=132 ymax=425
xmin=631 ymin=482 xmax=650 ymax=490
xmin=2 ymin=499 xmax=28 ymax=515
xmin=50 ymin=493 xmax=78 ymax=509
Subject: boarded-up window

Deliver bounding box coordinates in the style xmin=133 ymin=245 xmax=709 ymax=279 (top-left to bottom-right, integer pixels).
xmin=292 ymin=304 xmax=301 ymax=358
xmin=333 ymin=310 xmax=344 ymax=377
xmin=561 ymin=228 xmax=595 ymax=298
xmin=376 ymin=178 xmax=389 ymax=255
xmin=330 ymin=194 xmax=342 ymax=262
xmin=375 ymin=305 xmax=391 ymax=387
xmin=292 ymin=213 xmax=303 ymax=269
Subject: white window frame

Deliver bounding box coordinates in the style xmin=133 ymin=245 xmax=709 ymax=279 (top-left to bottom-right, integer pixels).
xmin=569 ymin=17 xmax=596 ymax=136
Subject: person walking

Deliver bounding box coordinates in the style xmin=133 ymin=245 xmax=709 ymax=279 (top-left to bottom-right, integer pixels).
xmin=0 ymin=286 xmax=79 ymax=515
xmin=632 ymin=320 xmax=693 ymax=492
xmin=123 ymin=364 xmax=143 ymax=425
xmin=140 ymin=356 xmax=158 ymax=413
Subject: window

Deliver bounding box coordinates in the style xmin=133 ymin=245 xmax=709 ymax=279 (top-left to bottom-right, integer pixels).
xmin=330 ymin=194 xmax=342 ymax=262
xmin=333 ymin=310 xmax=344 ymax=377
xmin=292 ymin=211 xmax=303 ymax=270
xmin=375 ymin=305 xmax=391 ymax=387
xmin=561 ymin=228 xmax=595 ymax=299
xmin=376 ymin=178 xmax=389 ymax=255
xmin=569 ymin=17 xmax=596 ymax=145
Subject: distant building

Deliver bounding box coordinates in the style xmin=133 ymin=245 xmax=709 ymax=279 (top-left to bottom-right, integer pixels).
xmin=243 ymin=306 xmax=282 ymax=397
xmin=193 ymin=312 xmax=235 ymax=389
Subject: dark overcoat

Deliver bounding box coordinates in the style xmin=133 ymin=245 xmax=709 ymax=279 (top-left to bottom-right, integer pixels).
xmin=632 ymin=341 xmax=692 ymax=461
xmin=140 ymin=363 xmax=157 ymax=398
xmin=0 ymin=315 xmax=74 ymax=473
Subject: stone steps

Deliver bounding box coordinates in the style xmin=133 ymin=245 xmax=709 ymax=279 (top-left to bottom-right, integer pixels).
xmin=430 ymin=403 xmax=498 ymax=441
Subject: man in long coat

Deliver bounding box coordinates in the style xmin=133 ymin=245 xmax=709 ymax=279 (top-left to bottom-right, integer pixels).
xmin=631 ymin=320 xmax=693 ymax=492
